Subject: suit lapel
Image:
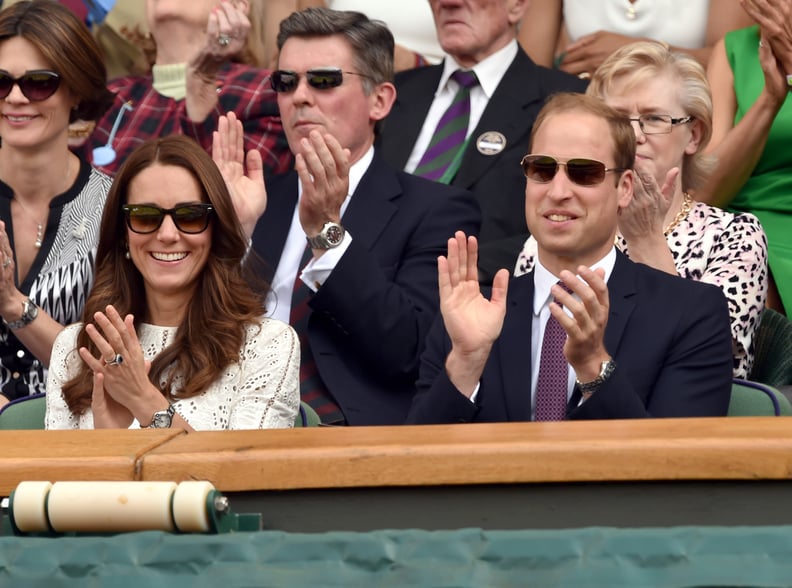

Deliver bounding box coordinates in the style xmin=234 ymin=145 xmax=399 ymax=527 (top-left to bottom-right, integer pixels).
xmin=382 ymin=67 xmax=443 ymax=169
xmin=342 ymin=154 xmax=401 ymax=247
xmin=454 ymin=51 xmax=546 ymax=189
xmin=497 ymin=274 xmax=536 ymax=421
xmin=603 ymin=251 xmax=638 ymax=353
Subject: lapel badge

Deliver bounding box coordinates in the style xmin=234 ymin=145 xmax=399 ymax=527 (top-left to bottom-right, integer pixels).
xmin=476 ymin=131 xmax=507 ymax=155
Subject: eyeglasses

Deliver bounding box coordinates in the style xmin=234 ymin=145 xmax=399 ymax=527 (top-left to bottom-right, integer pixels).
xmin=122 ymin=203 xmax=214 ymax=234
xmin=0 ymin=70 xmax=61 ymax=102
xmin=270 ymin=68 xmax=369 ymax=93
xmin=521 ymin=155 xmax=626 ymax=187
xmin=627 ymin=114 xmax=693 ymax=135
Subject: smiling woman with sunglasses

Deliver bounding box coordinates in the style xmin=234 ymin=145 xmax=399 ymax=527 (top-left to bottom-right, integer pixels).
xmin=45 ymin=135 xmax=300 ymax=431
xmin=515 ymin=41 xmax=768 ymax=379
xmin=0 ymin=0 xmax=114 ymax=408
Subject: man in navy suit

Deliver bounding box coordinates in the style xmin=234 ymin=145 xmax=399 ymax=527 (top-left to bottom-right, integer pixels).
xmin=249 ymin=8 xmax=480 ymax=426
xmin=377 ymin=0 xmax=587 ymax=284
xmin=407 ymin=93 xmax=733 ymax=424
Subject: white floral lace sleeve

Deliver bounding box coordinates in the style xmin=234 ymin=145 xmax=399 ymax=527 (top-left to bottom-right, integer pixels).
xmin=45 ymin=319 xmax=300 ymax=430
xmin=45 ymin=324 xmax=84 ymax=430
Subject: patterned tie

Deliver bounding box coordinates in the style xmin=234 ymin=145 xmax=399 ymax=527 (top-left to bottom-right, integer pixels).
xmin=413 ymin=69 xmax=479 ymax=182
xmin=289 ymin=245 xmax=345 ymax=425
xmin=534 ymin=283 xmax=570 ymax=421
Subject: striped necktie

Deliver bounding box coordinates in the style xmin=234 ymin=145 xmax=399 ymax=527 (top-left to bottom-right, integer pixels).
xmin=289 ymin=245 xmax=345 ymax=425
xmin=413 ymin=69 xmax=479 ymax=182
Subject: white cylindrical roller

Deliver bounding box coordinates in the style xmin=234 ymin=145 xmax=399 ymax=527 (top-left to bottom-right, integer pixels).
xmin=172 ymin=481 xmax=215 ymax=533
xmin=46 ymin=481 xmax=178 ymax=533
xmin=11 ymin=481 xmax=53 ymax=533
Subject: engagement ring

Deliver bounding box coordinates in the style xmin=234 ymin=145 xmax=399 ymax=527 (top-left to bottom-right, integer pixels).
xmin=104 ymin=354 xmax=124 ymax=367
xmin=217 ymin=34 xmax=231 ymax=47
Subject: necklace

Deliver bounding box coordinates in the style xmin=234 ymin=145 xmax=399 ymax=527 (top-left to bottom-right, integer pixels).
xmin=626 ymin=0 xmax=638 ymax=20
xmin=13 ymin=199 xmax=45 ymax=248
xmin=663 ymin=192 xmax=693 ymax=236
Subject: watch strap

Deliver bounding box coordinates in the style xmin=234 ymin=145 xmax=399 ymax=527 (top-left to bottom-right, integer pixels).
xmin=4 ymin=299 xmax=39 ymax=330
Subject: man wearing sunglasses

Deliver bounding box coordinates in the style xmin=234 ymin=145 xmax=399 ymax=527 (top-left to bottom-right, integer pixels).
xmin=377 ymin=0 xmax=587 ymax=285
xmin=248 ymin=8 xmax=480 ymax=426
xmin=407 ymin=93 xmax=733 ymax=424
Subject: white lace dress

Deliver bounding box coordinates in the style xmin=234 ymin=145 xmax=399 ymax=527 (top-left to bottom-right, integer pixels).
xmin=45 ymin=318 xmax=300 ymax=430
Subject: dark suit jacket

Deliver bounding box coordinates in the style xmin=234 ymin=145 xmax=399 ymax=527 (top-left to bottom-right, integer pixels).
xmin=377 ymin=49 xmax=588 ymax=283
xmin=407 ymin=252 xmax=733 ymax=423
xmin=251 ymin=152 xmax=480 ymax=425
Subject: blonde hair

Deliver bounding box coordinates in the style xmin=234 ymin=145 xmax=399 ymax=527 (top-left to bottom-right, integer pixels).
xmin=587 ymin=41 xmax=715 ymax=192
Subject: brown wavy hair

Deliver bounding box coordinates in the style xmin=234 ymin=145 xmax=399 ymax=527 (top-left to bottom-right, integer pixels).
xmin=61 ymin=135 xmax=268 ymax=415
xmin=0 ymin=0 xmax=115 ymax=122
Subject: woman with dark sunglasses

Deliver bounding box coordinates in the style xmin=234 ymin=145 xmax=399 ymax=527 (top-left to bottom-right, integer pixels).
xmin=0 ymin=0 xmax=114 ymax=408
xmin=45 ymin=134 xmax=300 ymax=431
xmin=515 ymin=41 xmax=768 ymax=379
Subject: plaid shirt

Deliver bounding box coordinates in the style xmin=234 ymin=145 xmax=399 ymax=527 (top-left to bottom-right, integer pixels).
xmin=76 ymin=62 xmax=293 ymax=177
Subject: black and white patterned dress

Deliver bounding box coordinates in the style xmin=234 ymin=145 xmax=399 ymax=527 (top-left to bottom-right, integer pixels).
xmin=0 ymin=160 xmax=112 ymax=400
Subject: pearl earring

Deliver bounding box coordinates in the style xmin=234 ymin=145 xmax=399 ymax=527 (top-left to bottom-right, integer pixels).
xmin=125 ymin=249 xmax=130 ymax=260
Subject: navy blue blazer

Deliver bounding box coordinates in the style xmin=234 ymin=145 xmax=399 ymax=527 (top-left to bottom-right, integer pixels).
xmin=407 ymin=252 xmax=733 ymax=423
xmin=377 ymin=49 xmax=588 ymax=283
xmin=251 ymin=152 xmax=481 ymax=425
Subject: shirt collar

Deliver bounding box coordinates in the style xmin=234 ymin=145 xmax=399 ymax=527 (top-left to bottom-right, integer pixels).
xmin=438 ymin=40 xmax=518 ymax=99
xmin=533 ymin=247 xmax=618 ymax=315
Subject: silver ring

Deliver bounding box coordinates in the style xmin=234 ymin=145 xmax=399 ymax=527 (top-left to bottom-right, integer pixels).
xmin=217 ymin=34 xmax=231 ymax=47
xmin=104 ymin=353 xmax=123 ymax=367
xmin=2 ymin=258 xmax=10 ymax=268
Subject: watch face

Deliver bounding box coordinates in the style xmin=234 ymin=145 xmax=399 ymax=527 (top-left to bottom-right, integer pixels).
xmin=150 ymin=412 xmax=172 ymax=428
xmin=324 ymin=224 xmax=344 ymax=245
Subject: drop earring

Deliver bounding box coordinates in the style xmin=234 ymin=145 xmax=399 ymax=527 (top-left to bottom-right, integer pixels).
xmin=125 ymin=247 xmax=130 ymax=260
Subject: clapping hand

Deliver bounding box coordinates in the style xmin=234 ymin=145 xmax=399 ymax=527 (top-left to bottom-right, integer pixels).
xmin=213 ymin=111 xmax=266 ymax=238
xmin=440 ymin=231 xmax=510 ymax=397
xmin=79 ymin=305 xmax=155 ymax=429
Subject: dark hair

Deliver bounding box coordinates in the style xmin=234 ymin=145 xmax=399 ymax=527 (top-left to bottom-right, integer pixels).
xmin=277 ymin=7 xmax=395 ymax=93
xmin=0 ymin=0 xmax=114 ymax=122
xmin=529 ymin=93 xmax=636 ymax=179
xmin=61 ymin=135 xmax=268 ymax=414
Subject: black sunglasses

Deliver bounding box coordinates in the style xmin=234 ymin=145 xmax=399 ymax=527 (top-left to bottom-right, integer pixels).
xmin=0 ymin=70 xmax=61 ymax=102
xmin=270 ymin=68 xmax=368 ymax=93
xmin=521 ymin=154 xmax=626 ymax=187
xmin=122 ymin=203 xmax=214 ymax=234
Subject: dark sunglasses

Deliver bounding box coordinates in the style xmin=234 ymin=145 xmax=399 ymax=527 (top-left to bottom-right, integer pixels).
xmin=0 ymin=70 xmax=61 ymax=102
xmin=122 ymin=203 xmax=214 ymax=235
xmin=521 ymin=154 xmax=626 ymax=187
xmin=270 ymin=68 xmax=368 ymax=93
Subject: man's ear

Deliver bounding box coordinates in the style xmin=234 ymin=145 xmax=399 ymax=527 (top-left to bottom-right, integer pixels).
xmin=617 ymin=168 xmax=634 ymax=210
xmin=370 ymin=81 xmax=397 ymax=122
xmin=508 ymin=0 xmax=530 ymax=25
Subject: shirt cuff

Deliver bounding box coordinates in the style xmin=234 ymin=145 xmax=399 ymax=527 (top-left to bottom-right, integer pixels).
xmin=300 ymin=232 xmax=353 ymax=292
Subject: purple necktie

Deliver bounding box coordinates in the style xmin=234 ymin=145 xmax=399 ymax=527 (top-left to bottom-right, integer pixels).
xmin=413 ymin=69 xmax=479 ymax=182
xmin=534 ymin=284 xmax=569 ymax=421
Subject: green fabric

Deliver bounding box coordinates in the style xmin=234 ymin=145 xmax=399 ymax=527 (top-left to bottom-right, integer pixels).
xmin=725 ymin=25 xmax=792 ymax=313
xmin=0 ymin=395 xmax=46 ymax=430
xmin=294 ymin=401 xmax=321 ymax=427
xmin=728 ymin=380 xmax=792 ymax=416
xmin=3 ymin=526 xmax=792 ymax=586
xmin=750 ymin=307 xmax=792 ymax=387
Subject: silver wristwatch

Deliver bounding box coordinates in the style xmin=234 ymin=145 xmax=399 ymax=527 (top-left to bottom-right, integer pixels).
xmin=306 ymin=221 xmax=345 ymax=250
xmin=147 ymin=404 xmax=176 ymax=428
xmin=4 ymin=299 xmax=39 ymax=330
xmin=576 ymin=358 xmax=616 ymax=396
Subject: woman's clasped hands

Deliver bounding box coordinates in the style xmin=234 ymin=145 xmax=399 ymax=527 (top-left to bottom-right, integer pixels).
xmin=78 ymin=305 xmax=157 ymax=429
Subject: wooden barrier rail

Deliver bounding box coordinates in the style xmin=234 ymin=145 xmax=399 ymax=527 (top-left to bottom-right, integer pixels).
xmin=3 ymin=418 xmax=792 ymax=531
